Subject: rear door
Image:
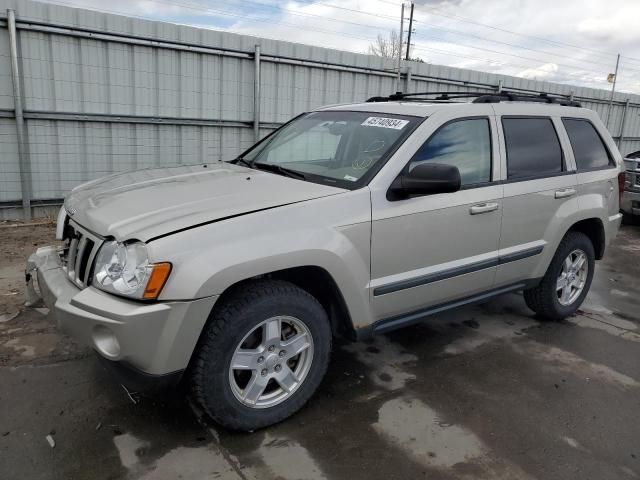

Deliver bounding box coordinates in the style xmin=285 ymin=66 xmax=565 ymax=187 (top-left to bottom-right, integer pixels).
xmin=369 ymin=108 xmax=503 ymax=322
xmin=494 ymin=111 xmax=578 ymax=288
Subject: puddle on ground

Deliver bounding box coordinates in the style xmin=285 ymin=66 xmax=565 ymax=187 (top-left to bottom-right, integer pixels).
xmin=113 ymin=432 xmax=239 ymax=479
xmin=610 ymin=289 xmax=630 ymax=298
xmin=243 ymin=433 xmax=329 ymax=480
xmin=442 ymin=316 xmax=538 ymax=355
xmin=373 ymin=397 xmax=535 ymax=479
xmin=569 ymin=315 xmax=640 ymax=343
xmin=373 ymin=397 xmax=485 ymax=468
xmin=342 ymin=336 xmax=417 ymax=390
xmin=113 ymin=433 xmax=150 ymax=470
xmin=139 ymin=445 xmax=239 ymax=480
xmin=582 ymin=293 xmax=614 ymax=315
xmin=519 ymin=343 xmax=640 ymax=389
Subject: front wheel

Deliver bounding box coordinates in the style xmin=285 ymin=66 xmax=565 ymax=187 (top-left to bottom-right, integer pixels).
xmin=191 ymin=280 xmax=331 ymax=431
xmin=524 ymin=231 xmax=595 ymax=320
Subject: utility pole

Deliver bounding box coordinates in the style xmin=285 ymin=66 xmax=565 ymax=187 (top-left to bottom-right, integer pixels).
xmin=396 ymin=3 xmax=404 ymax=93
xmin=605 ymin=53 xmax=620 ymax=129
xmin=405 ymin=2 xmax=414 ymax=61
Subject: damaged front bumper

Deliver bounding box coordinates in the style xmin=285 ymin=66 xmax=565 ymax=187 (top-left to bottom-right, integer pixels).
xmin=26 ymin=246 xmax=218 ymax=392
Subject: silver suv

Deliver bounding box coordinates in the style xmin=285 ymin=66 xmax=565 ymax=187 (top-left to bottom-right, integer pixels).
xmin=26 ymin=92 xmax=624 ymax=430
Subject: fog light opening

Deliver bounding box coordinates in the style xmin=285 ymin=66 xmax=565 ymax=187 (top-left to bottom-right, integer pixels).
xmin=93 ymin=326 xmax=121 ymax=358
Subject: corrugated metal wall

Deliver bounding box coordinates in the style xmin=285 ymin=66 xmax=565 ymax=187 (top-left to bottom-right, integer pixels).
xmin=1 ymin=0 xmax=640 ymax=219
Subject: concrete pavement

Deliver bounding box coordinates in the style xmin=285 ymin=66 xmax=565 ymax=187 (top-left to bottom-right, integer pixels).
xmin=1 ymin=224 xmax=639 ymax=480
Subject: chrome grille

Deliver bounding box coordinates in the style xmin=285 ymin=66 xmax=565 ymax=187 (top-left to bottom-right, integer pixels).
xmin=624 ymin=159 xmax=640 ymax=192
xmin=62 ymin=220 xmax=103 ymax=288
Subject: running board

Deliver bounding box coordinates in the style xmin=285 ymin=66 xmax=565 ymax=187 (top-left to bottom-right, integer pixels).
xmin=371 ymin=283 xmax=527 ymax=335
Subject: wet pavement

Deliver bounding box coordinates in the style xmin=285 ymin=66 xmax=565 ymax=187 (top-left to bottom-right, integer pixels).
xmin=1 ymin=223 xmax=639 ymax=479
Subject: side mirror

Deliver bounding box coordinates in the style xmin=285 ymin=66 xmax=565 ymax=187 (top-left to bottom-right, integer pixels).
xmin=388 ymin=162 xmax=461 ymax=200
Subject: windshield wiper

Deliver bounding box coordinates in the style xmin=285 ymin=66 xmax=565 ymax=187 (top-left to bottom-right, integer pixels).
xmin=234 ymin=157 xmax=254 ymax=169
xmin=253 ymin=162 xmax=307 ymax=180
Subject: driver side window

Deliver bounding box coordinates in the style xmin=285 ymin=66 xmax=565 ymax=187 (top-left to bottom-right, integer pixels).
xmin=409 ymin=118 xmax=492 ymax=186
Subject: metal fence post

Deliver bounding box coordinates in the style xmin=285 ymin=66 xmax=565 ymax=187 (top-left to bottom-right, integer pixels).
xmin=617 ymin=98 xmax=630 ymax=149
xmin=253 ymin=44 xmax=261 ymax=143
xmin=7 ymin=9 xmax=31 ymax=220
xmin=404 ymin=66 xmax=412 ymax=94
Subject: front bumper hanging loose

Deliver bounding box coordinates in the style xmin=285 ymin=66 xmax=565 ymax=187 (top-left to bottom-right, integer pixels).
xmin=25 ymin=246 xmax=218 ymax=393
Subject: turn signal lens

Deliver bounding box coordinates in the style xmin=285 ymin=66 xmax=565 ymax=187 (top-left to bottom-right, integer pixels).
xmin=143 ymin=263 xmax=172 ymax=299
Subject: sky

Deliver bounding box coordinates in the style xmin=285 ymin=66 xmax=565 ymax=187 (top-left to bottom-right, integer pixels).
xmin=38 ymin=0 xmax=640 ymax=94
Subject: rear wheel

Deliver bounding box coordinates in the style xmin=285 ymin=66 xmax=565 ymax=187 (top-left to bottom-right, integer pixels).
xmin=524 ymin=231 xmax=595 ymax=320
xmin=191 ymin=280 xmax=331 ymax=431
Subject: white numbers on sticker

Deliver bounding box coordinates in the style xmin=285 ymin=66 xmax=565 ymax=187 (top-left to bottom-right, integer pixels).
xmin=361 ymin=117 xmax=409 ymax=130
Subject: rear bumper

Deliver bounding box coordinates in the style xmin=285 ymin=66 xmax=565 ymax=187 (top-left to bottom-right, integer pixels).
xmin=621 ymin=189 xmax=640 ymax=216
xmin=26 ymin=246 xmax=218 ymax=379
xmin=605 ymin=213 xmax=623 ymax=251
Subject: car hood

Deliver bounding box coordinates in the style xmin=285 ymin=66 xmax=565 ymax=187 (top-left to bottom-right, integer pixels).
xmin=64 ymin=163 xmax=346 ymax=242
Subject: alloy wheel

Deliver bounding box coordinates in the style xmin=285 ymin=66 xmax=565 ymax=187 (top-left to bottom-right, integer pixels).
xmin=228 ymin=316 xmax=314 ymax=409
xmin=556 ymin=249 xmax=588 ymax=306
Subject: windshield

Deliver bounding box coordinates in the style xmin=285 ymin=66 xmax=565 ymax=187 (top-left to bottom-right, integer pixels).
xmin=241 ymin=111 xmax=420 ymax=187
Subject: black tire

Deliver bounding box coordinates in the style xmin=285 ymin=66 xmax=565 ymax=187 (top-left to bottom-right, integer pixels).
xmin=191 ymin=279 xmax=331 ymax=431
xmin=524 ymin=231 xmax=595 ymax=321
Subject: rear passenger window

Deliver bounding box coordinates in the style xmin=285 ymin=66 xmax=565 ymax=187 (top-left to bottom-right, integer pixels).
xmin=562 ymin=119 xmax=612 ymax=170
xmin=410 ymin=118 xmax=491 ymax=186
xmin=503 ymin=118 xmax=563 ymax=180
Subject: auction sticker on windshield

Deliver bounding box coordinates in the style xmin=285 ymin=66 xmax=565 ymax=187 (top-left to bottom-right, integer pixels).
xmin=361 ymin=117 xmax=409 ymax=130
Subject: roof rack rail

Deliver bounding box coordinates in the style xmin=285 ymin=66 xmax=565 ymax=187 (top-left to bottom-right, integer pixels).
xmin=366 ymin=90 xmax=582 ymax=107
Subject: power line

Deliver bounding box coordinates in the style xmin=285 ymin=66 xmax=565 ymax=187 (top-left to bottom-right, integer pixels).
xmin=277 ymin=1 xmax=640 ymax=74
xmin=289 ymin=1 xmax=640 ymax=68
xmin=368 ymin=0 xmax=405 ymax=6
xmin=301 ymin=1 xmax=398 ymax=23
xmin=410 ymin=44 xmax=574 ymax=76
xmin=410 ymin=43 xmax=621 ymax=87
xmin=412 ymin=20 xmax=619 ymax=71
xmin=50 ymin=0 xmax=384 ymax=44
xmin=161 ymin=0 xmax=640 ymax=76
xmin=149 ymin=0 xmax=388 ymax=42
xmin=34 ymin=0 xmax=639 ymax=93
xmin=411 ymin=34 xmax=631 ymax=77
xmin=207 ymin=0 xmax=397 ymax=32
xmin=413 ymin=6 xmax=636 ymax=64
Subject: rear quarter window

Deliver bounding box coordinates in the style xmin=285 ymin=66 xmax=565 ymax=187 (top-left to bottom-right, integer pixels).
xmin=502 ymin=117 xmax=563 ymax=180
xmin=562 ymin=118 xmax=612 ymax=170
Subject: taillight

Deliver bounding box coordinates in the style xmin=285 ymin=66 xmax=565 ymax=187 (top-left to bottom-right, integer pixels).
xmin=618 ymin=171 xmax=625 ymax=205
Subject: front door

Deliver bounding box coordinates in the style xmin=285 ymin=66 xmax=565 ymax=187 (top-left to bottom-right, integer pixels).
xmin=369 ymin=112 xmax=503 ymax=322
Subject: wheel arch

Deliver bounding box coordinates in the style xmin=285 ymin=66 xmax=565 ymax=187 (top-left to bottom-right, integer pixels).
xmin=566 ymin=217 xmax=605 ymax=260
xmin=202 ymin=266 xmax=358 ymax=343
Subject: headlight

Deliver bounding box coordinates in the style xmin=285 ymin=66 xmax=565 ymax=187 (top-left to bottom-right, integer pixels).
xmin=93 ymin=241 xmax=171 ymax=300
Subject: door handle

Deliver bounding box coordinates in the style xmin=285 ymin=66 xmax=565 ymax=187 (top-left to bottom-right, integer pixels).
xmin=555 ymin=188 xmax=576 ymax=199
xmin=469 ymin=202 xmax=499 ymax=215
